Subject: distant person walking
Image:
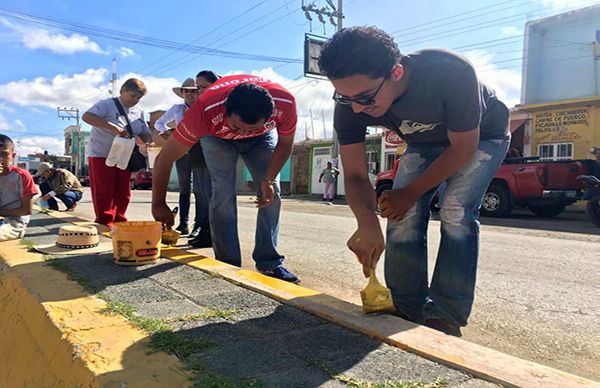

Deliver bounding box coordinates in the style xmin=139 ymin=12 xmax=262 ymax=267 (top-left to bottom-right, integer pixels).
xmin=35 ymin=162 xmax=83 ymax=211
xmin=82 ymin=78 xmax=152 ymax=228
xmin=318 ymin=161 xmax=339 ymax=201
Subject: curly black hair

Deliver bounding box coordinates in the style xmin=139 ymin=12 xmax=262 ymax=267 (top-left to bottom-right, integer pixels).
xmin=225 ymin=83 xmax=274 ymax=124
xmin=318 ymin=26 xmax=402 ymax=79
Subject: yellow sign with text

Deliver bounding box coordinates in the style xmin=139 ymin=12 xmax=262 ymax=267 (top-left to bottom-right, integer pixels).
xmin=532 ymin=107 xmax=589 ymax=143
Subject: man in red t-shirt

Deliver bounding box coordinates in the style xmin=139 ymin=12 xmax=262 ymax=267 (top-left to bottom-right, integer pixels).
xmin=152 ymin=74 xmax=299 ymax=283
xmin=0 ymin=134 xmax=38 ymax=241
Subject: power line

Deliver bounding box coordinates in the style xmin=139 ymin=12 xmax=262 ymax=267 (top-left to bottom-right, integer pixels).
xmin=395 ymin=0 xmax=597 ymax=48
xmin=0 ymin=6 xmax=302 ymax=64
xmin=392 ymin=0 xmax=522 ymax=37
xmin=151 ymin=2 xmax=298 ymax=76
xmin=134 ymin=0 xmax=271 ymax=74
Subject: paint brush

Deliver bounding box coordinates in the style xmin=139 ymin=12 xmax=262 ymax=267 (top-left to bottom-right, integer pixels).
xmin=360 ymin=267 xmax=395 ymax=314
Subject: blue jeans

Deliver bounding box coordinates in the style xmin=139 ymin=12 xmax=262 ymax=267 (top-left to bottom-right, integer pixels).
xmin=201 ymin=131 xmax=284 ymax=271
xmin=175 ymin=154 xmax=211 ymax=227
xmin=385 ymin=139 xmax=509 ymax=327
xmin=40 ymin=181 xmax=82 ymax=210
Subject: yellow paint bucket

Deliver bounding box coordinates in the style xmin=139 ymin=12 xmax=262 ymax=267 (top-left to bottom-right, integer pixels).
xmin=111 ymin=221 xmax=162 ymax=266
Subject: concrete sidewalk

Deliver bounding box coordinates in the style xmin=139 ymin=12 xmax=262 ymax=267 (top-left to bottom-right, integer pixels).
xmin=3 ymin=211 xmax=596 ymax=387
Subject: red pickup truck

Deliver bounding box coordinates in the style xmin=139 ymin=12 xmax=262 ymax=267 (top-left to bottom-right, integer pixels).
xmin=374 ymin=157 xmax=588 ymax=217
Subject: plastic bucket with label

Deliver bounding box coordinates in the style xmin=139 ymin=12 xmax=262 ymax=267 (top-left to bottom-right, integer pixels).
xmin=147 ymin=146 xmax=161 ymax=168
xmin=111 ymin=221 xmax=162 ymax=266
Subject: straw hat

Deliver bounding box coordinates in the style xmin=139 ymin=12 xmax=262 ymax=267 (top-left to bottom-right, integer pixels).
xmin=35 ymin=225 xmax=113 ymax=255
xmin=172 ymin=78 xmax=197 ymax=98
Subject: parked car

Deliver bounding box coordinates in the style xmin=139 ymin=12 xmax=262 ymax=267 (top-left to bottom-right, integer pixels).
xmin=131 ymin=170 xmax=152 ymax=190
xmin=374 ymin=156 xmax=589 ymax=217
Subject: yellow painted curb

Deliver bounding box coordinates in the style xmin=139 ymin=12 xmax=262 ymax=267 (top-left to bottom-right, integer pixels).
xmin=162 ymin=244 xmax=598 ymax=388
xmin=0 ymin=239 xmax=190 ymax=387
xmin=37 ymin=211 xmax=599 ymax=388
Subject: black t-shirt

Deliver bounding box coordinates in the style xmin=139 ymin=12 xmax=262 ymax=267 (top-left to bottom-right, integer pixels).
xmin=334 ymin=49 xmax=510 ymax=146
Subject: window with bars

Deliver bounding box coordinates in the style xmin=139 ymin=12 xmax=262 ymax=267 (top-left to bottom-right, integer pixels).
xmin=537 ymin=143 xmax=573 ymax=161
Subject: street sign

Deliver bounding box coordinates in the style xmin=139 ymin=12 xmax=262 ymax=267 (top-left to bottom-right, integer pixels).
xmin=304 ymin=34 xmax=328 ymax=79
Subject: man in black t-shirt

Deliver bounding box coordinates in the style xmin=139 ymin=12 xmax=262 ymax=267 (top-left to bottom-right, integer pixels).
xmin=319 ymin=26 xmax=510 ymax=336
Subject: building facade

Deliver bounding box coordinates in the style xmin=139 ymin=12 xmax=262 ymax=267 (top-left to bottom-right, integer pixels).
xmin=64 ymin=125 xmax=89 ymax=175
xmin=518 ymin=5 xmax=600 ymax=160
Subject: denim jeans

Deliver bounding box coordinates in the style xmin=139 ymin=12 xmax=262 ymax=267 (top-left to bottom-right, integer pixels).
xmin=40 ymin=181 xmax=82 ymax=210
xmin=175 ymin=154 xmax=211 ymax=228
xmin=385 ymin=139 xmax=509 ymax=327
xmin=201 ymin=131 xmax=284 ymax=271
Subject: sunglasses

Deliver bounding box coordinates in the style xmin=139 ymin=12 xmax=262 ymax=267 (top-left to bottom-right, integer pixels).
xmin=182 ymin=89 xmax=198 ymax=94
xmin=332 ymin=77 xmax=387 ymax=106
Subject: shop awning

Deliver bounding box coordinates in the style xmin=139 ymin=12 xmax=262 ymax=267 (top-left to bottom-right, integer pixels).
xmin=509 ymin=119 xmax=526 ymax=133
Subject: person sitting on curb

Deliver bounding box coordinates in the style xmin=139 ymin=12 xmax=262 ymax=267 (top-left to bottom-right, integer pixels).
xmin=36 ymin=162 xmax=83 ymax=211
xmin=152 ymin=74 xmax=300 ymax=284
xmin=0 ymin=134 xmax=37 ymax=240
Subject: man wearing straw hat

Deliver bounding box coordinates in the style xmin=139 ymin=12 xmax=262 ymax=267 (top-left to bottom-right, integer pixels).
xmin=152 ymin=74 xmax=300 ymax=284
xmin=155 ymin=78 xmax=211 ymax=244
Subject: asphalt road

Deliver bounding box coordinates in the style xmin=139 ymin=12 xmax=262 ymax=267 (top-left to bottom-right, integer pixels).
xmin=68 ymin=187 xmax=599 ymax=381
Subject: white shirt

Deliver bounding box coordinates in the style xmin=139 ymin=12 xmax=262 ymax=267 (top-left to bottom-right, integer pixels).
xmin=85 ymin=97 xmax=152 ymax=158
xmin=154 ymin=103 xmax=189 ymax=133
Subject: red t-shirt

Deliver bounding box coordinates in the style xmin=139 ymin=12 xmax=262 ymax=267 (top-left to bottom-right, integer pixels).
xmin=173 ymin=74 xmax=297 ymax=147
xmin=0 ymin=165 xmax=37 ymax=226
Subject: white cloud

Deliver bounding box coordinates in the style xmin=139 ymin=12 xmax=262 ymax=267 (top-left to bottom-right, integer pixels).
xmin=13 ymin=119 xmax=26 ymax=132
xmin=14 ymin=136 xmax=64 ymax=157
xmin=500 ymin=26 xmax=521 ymax=37
xmin=0 ymin=67 xmax=335 ymax=143
xmin=465 ymin=49 xmax=522 ymax=108
xmin=0 ymin=112 xmax=26 ymax=133
xmin=0 ymin=102 xmax=15 ymax=112
xmin=0 ymin=68 xmax=110 ymax=110
xmin=117 ymin=46 xmax=135 ymax=58
xmin=0 ymin=112 xmax=8 ymax=130
xmin=22 ymin=29 xmax=106 ymax=55
xmin=251 ymin=68 xmax=335 ymax=140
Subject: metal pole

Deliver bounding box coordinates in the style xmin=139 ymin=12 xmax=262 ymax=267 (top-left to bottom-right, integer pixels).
xmin=330 ymin=0 xmax=343 ymax=161
xmin=57 ymin=107 xmax=81 ymax=175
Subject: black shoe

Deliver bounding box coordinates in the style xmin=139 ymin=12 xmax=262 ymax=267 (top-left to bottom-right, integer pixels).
xmin=188 ymin=224 xmax=202 ymax=239
xmin=424 ymin=318 xmax=462 ymax=337
xmin=260 ymin=266 xmax=300 ymax=284
xmin=176 ymin=224 xmax=189 ymax=235
xmin=189 ymin=228 xmax=212 ymax=248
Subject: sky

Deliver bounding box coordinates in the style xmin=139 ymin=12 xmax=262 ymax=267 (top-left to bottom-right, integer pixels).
xmin=0 ymin=0 xmax=598 ymax=157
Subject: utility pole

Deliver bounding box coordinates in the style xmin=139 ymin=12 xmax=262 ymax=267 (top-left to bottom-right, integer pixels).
xmin=57 ymin=107 xmax=81 ymax=175
xmin=111 ymin=57 xmax=117 ymax=97
xmin=302 ymin=0 xmax=343 ymax=159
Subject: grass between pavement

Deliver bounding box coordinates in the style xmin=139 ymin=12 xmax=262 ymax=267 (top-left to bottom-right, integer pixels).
xmin=21 ymin=239 xmax=451 ymax=388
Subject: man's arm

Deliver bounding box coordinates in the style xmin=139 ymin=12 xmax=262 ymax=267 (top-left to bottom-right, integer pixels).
xmin=151 ymin=136 xmax=191 ymax=227
xmin=340 ymin=142 xmax=385 ymax=277
xmin=82 ymin=112 xmax=128 ymax=137
xmin=379 ymin=127 xmax=479 ymax=221
xmin=154 ymin=106 xmax=177 ymax=133
xmin=0 ymin=195 xmax=34 ymax=217
xmin=257 ymin=133 xmax=294 ymax=208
